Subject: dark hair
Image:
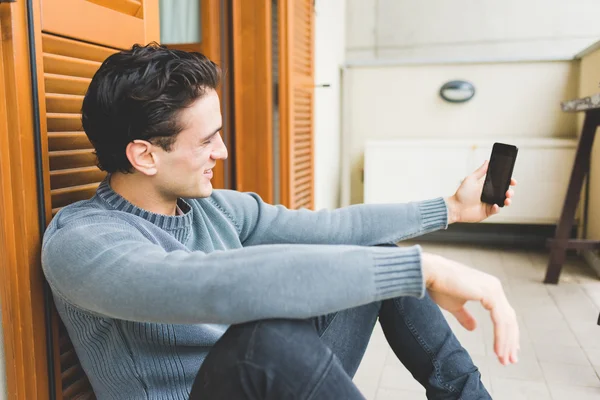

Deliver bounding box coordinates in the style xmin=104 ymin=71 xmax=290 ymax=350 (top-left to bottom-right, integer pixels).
xmin=81 ymin=42 xmax=221 ymax=173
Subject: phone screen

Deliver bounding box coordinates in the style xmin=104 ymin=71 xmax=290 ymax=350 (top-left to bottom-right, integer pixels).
xmin=481 ymin=144 xmax=518 ymax=207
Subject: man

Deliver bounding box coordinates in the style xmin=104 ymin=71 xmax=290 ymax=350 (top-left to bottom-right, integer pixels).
xmin=42 ymin=43 xmax=519 ymax=400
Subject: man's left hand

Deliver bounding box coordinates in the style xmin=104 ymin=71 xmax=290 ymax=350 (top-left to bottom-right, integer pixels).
xmin=445 ymin=161 xmax=517 ymax=224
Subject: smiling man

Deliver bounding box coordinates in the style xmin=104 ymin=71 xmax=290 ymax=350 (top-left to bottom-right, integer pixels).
xmin=42 ymin=43 xmax=518 ymax=400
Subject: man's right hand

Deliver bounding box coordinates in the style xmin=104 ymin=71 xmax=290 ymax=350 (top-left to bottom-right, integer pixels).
xmin=421 ymin=252 xmax=520 ymax=366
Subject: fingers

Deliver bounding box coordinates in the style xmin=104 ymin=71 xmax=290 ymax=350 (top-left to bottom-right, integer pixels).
xmin=493 ymin=312 xmax=508 ymax=365
xmin=510 ymin=322 xmax=520 ymax=363
xmin=488 ymin=204 xmax=500 ymax=215
xmin=510 ymin=178 xmax=517 ymax=186
xmin=490 ymin=303 xmax=520 ymax=366
xmin=504 ymin=189 xmax=515 ymax=206
xmin=452 ymin=307 xmax=477 ymax=331
xmin=473 ymin=160 xmax=489 ymax=180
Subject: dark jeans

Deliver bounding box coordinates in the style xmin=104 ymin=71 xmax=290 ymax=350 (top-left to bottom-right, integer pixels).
xmin=189 ymin=293 xmax=491 ymax=399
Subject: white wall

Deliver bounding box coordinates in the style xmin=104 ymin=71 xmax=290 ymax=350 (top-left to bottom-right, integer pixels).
xmin=314 ymin=0 xmax=346 ymax=210
xmin=346 ymin=0 xmax=600 ymax=63
xmin=342 ymin=61 xmax=580 ymax=205
xmin=0 ymin=299 xmax=6 ymax=400
xmin=579 ymin=45 xmax=600 ymax=240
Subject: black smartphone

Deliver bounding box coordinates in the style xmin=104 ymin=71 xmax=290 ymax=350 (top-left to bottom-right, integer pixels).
xmin=480 ymin=142 xmax=518 ymax=207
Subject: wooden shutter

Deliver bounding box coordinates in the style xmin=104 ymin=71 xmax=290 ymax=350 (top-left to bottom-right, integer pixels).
xmin=34 ymin=2 xmax=159 ymax=398
xmin=40 ymin=35 xmax=113 ymax=400
xmin=43 ymin=34 xmax=115 ymax=216
xmin=40 ymin=0 xmax=158 ymax=50
xmin=279 ymin=0 xmax=315 ymax=209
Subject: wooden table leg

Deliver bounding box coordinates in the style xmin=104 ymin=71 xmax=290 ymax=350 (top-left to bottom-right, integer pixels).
xmin=545 ymin=109 xmax=600 ymax=283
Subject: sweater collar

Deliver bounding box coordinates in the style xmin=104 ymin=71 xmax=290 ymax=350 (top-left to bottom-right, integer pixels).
xmin=96 ymin=175 xmax=193 ymax=231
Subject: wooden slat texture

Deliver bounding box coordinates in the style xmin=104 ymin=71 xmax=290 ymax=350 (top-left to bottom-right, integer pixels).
xmin=45 ymin=74 xmax=91 ymax=96
xmin=46 ymin=94 xmax=84 ymax=114
xmin=279 ymin=0 xmax=314 ymax=212
xmin=48 ymin=133 xmax=93 ymax=151
xmin=42 ymin=34 xmax=116 ymax=62
xmin=47 ymin=114 xmax=83 ymax=132
xmin=279 ymin=0 xmax=314 ymax=210
xmin=40 ymin=29 xmax=120 ymax=400
xmin=48 ymin=149 xmax=96 ymax=170
xmin=43 ymin=54 xmax=101 ymax=78
xmin=40 ymin=0 xmax=146 ymax=50
xmin=86 ymin=0 xmax=143 ymax=17
xmin=50 ymin=167 xmax=106 ymax=189
xmin=51 ymin=183 xmax=100 ymax=209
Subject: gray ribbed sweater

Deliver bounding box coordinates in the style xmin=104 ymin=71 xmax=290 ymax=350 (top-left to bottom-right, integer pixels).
xmin=41 ymin=177 xmax=448 ymax=399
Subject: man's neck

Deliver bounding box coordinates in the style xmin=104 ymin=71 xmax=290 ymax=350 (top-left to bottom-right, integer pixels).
xmin=109 ymin=173 xmax=178 ymax=216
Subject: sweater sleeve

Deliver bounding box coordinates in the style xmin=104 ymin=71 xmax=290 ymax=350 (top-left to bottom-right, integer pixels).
xmin=210 ymin=190 xmax=448 ymax=247
xmin=41 ymin=216 xmax=425 ymax=325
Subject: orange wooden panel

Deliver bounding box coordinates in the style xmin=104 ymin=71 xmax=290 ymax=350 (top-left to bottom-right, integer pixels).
xmin=232 ymin=0 xmax=273 ymax=201
xmin=278 ymin=0 xmax=315 ymax=209
xmin=0 ymin=1 xmax=52 ymax=398
xmin=40 ymin=0 xmax=145 ymax=49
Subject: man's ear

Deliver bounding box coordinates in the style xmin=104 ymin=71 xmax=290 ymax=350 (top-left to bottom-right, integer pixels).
xmin=126 ymin=140 xmax=158 ymax=176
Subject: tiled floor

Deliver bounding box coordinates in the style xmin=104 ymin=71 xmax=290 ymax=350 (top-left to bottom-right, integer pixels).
xmin=354 ymin=243 xmax=600 ymax=399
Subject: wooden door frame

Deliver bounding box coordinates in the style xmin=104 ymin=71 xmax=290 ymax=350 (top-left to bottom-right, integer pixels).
xmin=231 ymin=0 xmax=274 ymax=202
xmin=0 ymin=1 xmax=52 ymax=399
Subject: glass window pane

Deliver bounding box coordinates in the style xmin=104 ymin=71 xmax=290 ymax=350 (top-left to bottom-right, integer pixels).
xmin=159 ymin=0 xmax=202 ymax=44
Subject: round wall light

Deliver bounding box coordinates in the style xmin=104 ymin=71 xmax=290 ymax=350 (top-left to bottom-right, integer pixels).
xmin=439 ymin=80 xmax=476 ymax=103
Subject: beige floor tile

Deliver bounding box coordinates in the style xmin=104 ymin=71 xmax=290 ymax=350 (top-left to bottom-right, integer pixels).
xmin=355 ymin=245 xmax=600 ymax=396
xmin=569 ymin=321 xmax=600 ymax=351
xmin=540 ymin=361 xmax=600 ymax=387
xmin=527 ymin=326 xmax=581 ymax=347
xmin=488 ymin=355 xmax=545 ymax=381
xmin=378 ymin=353 xmax=424 ymax=392
xmin=490 ymin=377 xmax=551 ymax=399
xmin=354 ymin=325 xmax=388 ymax=399
xmin=581 ymin=282 xmax=600 ymax=309
xmin=584 ymin=347 xmax=600 ymax=367
xmin=533 ymin=343 xmax=591 ymax=366
xmin=375 ymin=387 xmax=424 ymax=400
xmin=548 ymin=384 xmax=600 ymax=400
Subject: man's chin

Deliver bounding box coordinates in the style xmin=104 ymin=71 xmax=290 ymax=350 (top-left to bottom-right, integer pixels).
xmin=195 ymin=185 xmax=213 ymax=198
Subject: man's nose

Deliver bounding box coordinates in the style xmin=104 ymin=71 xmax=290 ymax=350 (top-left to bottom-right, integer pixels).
xmin=211 ymin=135 xmax=228 ymax=160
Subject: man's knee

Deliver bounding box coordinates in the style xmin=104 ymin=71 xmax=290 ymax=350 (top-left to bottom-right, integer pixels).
xmin=211 ymin=318 xmax=330 ymax=369
xmin=194 ymin=319 xmax=335 ymax=398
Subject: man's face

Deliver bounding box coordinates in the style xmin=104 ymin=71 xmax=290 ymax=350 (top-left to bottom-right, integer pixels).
xmin=153 ymin=89 xmax=227 ymax=199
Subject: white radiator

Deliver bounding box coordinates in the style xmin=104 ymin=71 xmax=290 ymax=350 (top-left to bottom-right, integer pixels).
xmin=364 ymin=138 xmax=578 ymax=224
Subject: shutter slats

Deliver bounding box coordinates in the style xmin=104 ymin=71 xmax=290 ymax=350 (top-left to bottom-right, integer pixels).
xmin=60 ymin=348 xmax=78 ymax=367
xmin=49 ymin=149 xmax=97 ymax=170
xmin=46 ymin=94 xmax=84 ymax=114
xmin=39 ymin=1 xmax=153 ymax=396
xmin=61 ymin=364 xmax=81 ymax=385
xmin=50 ymin=167 xmax=105 ymax=189
xmin=42 ymin=34 xmax=115 ymax=62
xmin=51 ymin=182 xmax=100 ymax=209
xmin=43 ymin=33 xmax=113 ymax=400
xmin=48 ymin=132 xmax=93 ymax=151
xmin=63 ymin=379 xmax=94 ymax=400
xmin=280 ymin=0 xmax=314 ymax=210
xmin=45 ymin=74 xmax=91 ymax=96
xmin=47 ymin=113 xmax=83 ymax=132
xmin=43 ymin=53 xmax=102 ymax=79
xmin=86 ymin=0 xmax=142 ymax=17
